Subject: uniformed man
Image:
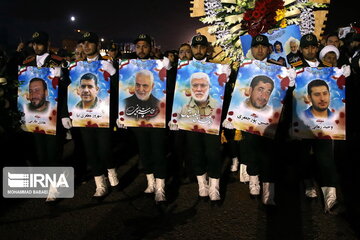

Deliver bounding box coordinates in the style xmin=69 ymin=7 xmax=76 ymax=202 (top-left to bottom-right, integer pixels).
xmin=22 ymin=31 xmax=68 ymax=203
xmin=62 ymin=31 xmax=119 ymax=200
xmin=241 ymin=35 xmax=278 ymax=206
xmin=294 ymin=33 xmax=340 ymax=213
xmin=117 ymin=33 xmax=168 ymax=204
xmin=170 ymin=34 xmax=225 ymax=203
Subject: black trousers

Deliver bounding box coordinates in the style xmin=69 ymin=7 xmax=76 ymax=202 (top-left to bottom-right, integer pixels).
xmin=79 ymin=127 xmax=115 ymax=177
xmin=33 ymin=132 xmax=64 ymax=166
xmin=169 ymin=130 xmax=193 ymax=179
xmin=241 ymin=131 xmax=276 ymax=182
xmin=299 ymin=139 xmax=338 ymax=187
xmin=132 ymin=127 xmax=167 ymax=179
xmin=186 ymin=131 xmax=222 ymax=179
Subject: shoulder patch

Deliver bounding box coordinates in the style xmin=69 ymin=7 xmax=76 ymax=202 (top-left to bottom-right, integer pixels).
xmin=50 ymin=55 xmax=64 ymax=61
xmin=322 ymin=61 xmax=332 ymax=67
xmin=23 ymin=55 xmax=35 ymax=65
xmin=102 ymin=55 xmax=111 ymax=60
xmin=291 ymin=60 xmax=303 ymax=67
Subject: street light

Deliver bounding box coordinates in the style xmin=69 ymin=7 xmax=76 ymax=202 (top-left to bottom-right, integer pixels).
xmin=70 ymin=16 xmax=76 ymax=22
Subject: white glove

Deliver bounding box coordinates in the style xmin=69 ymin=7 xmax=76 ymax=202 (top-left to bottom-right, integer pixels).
xmin=51 ymin=67 xmax=62 ymax=78
xmin=222 ymin=64 xmax=232 ymax=82
xmin=61 ymin=118 xmax=72 ymax=129
xmin=162 ymin=57 xmax=171 ymax=70
xmin=101 ymin=60 xmax=116 ymax=76
xmin=116 ymin=119 xmax=127 ymax=129
xmin=287 ymin=68 xmax=296 ymax=87
xmin=168 ymin=121 xmax=179 ymax=131
xmin=341 ymin=65 xmax=351 ymax=78
xmin=222 ymin=119 xmax=234 ymax=129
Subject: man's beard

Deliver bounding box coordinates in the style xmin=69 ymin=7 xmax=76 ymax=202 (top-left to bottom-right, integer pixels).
xmin=192 ymin=91 xmax=208 ymax=102
xmin=135 ymin=91 xmax=151 ymax=101
xmin=313 ymin=103 xmax=328 ymax=113
xmin=194 ymin=53 xmax=205 ymax=60
xmin=30 ymin=98 xmax=46 ymax=109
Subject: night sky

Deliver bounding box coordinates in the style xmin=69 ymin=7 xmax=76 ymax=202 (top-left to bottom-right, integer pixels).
xmin=0 ymin=0 xmax=358 ymax=51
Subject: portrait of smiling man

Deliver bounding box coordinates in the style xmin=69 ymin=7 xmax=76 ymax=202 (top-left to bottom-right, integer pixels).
xmin=76 ymin=73 xmax=100 ymax=109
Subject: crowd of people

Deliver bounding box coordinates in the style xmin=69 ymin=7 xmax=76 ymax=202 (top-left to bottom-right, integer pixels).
xmin=0 ymin=25 xmax=359 ymax=215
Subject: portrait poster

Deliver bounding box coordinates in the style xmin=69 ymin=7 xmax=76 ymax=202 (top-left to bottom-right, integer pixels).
xmin=292 ymin=67 xmax=346 ymax=140
xmin=118 ymin=59 xmax=167 ymax=128
xmin=17 ymin=66 xmax=60 ymax=135
xmin=170 ymin=60 xmax=229 ymax=135
xmin=68 ymin=60 xmax=111 ymax=128
xmin=224 ymin=59 xmax=290 ymax=138
xmin=240 ymin=25 xmax=302 ymax=67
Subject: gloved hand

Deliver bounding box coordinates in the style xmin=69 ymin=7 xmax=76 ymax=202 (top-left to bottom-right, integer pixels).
xmin=116 ymin=119 xmax=127 ymax=129
xmin=101 ymin=60 xmax=116 ymax=76
xmin=61 ymin=118 xmax=72 ymax=129
xmin=168 ymin=121 xmax=179 ymax=131
xmin=223 ymin=64 xmax=232 ymax=82
xmin=287 ymin=68 xmax=297 ymax=87
xmin=162 ymin=57 xmax=171 ymax=70
xmin=222 ymin=119 xmax=234 ymax=129
xmin=341 ymin=64 xmax=351 ymax=78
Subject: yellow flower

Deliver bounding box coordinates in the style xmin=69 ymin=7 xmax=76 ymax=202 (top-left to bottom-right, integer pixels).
xmin=274 ymin=8 xmax=286 ymax=22
xmin=280 ymin=19 xmax=287 ymax=28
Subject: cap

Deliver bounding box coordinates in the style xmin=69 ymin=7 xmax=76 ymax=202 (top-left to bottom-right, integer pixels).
xmin=319 ymin=45 xmax=340 ymax=60
xmin=31 ymin=31 xmax=49 ymax=45
xmin=300 ymin=33 xmax=318 ymax=48
xmin=80 ymin=32 xmax=99 ymax=43
xmin=191 ymin=35 xmax=209 ymax=46
xmin=251 ymin=34 xmax=270 ymax=47
xmin=133 ymin=34 xmax=152 ymax=45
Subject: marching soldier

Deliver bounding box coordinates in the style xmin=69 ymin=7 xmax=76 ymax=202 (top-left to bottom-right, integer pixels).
xmin=22 ymin=31 xmax=68 ymax=202
xmin=117 ymin=33 xmax=169 ymax=204
xmin=61 ymin=31 xmax=120 ymax=200
xmin=293 ymin=33 xmax=340 ymax=213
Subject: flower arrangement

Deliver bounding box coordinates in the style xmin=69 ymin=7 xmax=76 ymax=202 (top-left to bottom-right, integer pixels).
xmin=200 ymin=0 xmax=328 ymax=62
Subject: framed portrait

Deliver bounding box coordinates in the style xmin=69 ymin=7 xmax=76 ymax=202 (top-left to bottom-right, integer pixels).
xmin=68 ymin=60 xmax=111 ymax=128
xmin=225 ymin=60 xmax=289 ymax=138
xmin=240 ymin=25 xmax=302 ymax=67
xmin=170 ymin=60 xmax=229 ymax=135
xmin=18 ymin=66 xmax=60 ymax=135
xmin=118 ymin=59 xmax=167 ymax=128
xmin=293 ymin=67 xmax=346 ymax=140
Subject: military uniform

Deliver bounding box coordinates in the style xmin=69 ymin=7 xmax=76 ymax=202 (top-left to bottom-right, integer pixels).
xmin=291 ymin=33 xmax=339 ymax=212
xmin=22 ymin=31 xmax=68 ymax=168
xmin=125 ymin=33 xmax=167 ymax=202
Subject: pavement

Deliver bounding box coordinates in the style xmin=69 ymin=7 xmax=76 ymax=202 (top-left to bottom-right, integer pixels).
xmin=1 ymin=135 xmax=360 ymax=240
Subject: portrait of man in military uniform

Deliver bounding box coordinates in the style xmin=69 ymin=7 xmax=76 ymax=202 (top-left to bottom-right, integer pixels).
xmin=124 ymin=69 xmax=160 ymax=119
xmin=180 ymin=72 xmax=217 ymax=123
xmin=27 ymin=77 xmax=50 ymax=113
xmin=76 ymin=73 xmax=100 ymax=109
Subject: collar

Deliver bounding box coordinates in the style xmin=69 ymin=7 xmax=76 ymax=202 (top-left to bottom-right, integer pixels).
xmin=305 ymin=59 xmax=320 ymax=67
xmin=192 ymin=57 xmax=207 ymax=63
xmin=36 ymin=53 xmax=50 ymax=67
xmin=87 ymin=55 xmax=100 ymax=62
xmin=188 ymin=97 xmax=214 ymax=109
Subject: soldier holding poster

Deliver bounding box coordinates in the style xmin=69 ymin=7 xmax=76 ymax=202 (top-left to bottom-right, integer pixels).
xmin=63 ymin=32 xmax=119 ymax=200
xmin=21 ymin=31 xmax=68 ymax=203
xmin=292 ymin=33 xmax=345 ymax=213
xmin=117 ymin=33 xmax=169 ymax=204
